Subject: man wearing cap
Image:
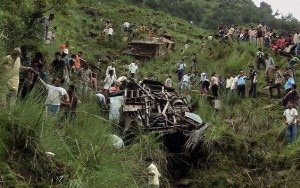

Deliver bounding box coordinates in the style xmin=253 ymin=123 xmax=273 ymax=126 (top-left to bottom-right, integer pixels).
xmin=1 ymin=48 xmax=33 ymax=107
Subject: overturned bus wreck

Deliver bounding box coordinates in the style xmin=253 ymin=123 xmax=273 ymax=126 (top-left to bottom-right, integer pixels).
xmin=109 ymin=79 xmax=209 ymax=179
xmin=123 ymin=35 xmax=175 ymax=57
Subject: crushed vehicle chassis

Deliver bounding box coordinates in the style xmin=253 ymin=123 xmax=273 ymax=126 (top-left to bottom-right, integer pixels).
xmin=121 ymin=79 xmax=209 ymax=152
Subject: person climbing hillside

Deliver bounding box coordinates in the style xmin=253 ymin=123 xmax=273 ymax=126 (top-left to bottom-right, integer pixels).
xmin=287 ymin=54 xmax=300 ymax=80
xmin=42 ymin=14 xmax=55 ymax=41
xmin=264 ymin=53 xmax=275 ymax=84
xmin=256 ymin=48 xmax=265 ymax=70
xmin=256 ymin=25 xmax=264 ymax=49
xmin=51 ymin=52 xmax=65 ymax=78
xmin=180 ymin=72 xmax=191 ymax=94
xmin=176 ymin=59 xmax=186 ymax=82
xmin=78 ymin=63 xmax=92 ymax=96
xmin=269 ymin=66 xmax=283 ymax=98
xmin=60 ymin=84 xmax=78 ymax=123
xmin=200 ymin=72 xmax=210 ymax=95
xmin=128 ymin=60 xmax=139 ymax=78
xmin=106 ymin=62 xmax=117 ymax=78
xmin=283 ymin=84 xmax=300 ymax=108
xmin=210 ymin=72 xmax=219 ymax=98
xmin=191 ymin=53 xmax=198 ymax=72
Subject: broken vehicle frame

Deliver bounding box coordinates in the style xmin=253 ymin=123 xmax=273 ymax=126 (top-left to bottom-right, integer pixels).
xmin=121 ymin=78 xmax=209 ymax=151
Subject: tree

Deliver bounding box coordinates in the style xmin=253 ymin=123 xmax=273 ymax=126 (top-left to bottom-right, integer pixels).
xmin=0 ymin=0 xmax=75 ymax=51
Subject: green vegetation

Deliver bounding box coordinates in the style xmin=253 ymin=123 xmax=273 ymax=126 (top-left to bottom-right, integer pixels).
xmin=1 ymin=0 xmax=300 ymax=187
xmin=127 ymin=0 xmax=300 ymax=31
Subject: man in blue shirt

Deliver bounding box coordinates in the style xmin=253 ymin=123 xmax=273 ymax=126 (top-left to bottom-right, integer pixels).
xmin=237 ymin=70 xmax=247 ymax=98
xmin=284 ymin=73 xmax=295 ymax=93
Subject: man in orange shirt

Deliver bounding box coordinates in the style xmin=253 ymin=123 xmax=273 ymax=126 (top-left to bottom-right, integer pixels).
xmin=74 ymin=51 xmax=85 ymax=71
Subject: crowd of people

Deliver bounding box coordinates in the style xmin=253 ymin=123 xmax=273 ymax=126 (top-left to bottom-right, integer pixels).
xmin=171 ymin=22 xmax=300 ymax=144
xmin=218 ymin=22 xmax=300 ymax=57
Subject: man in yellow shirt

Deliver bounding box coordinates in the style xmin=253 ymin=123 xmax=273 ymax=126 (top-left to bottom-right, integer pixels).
xmin=1 ymin=48 xmax=33 ymax=107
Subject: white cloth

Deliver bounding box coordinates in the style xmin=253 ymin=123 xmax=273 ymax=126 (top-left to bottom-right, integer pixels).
xmin=147 ymin=163 xmax=161 ymax=186
xmin=283 ymin=108 xmax=298 ymax=124
xmin=45 ymin=84 xmax=67 ymax=105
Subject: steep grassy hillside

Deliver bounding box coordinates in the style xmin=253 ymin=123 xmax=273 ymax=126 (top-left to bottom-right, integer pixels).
xmin=1 ymin=0 xmax=300 ymax=187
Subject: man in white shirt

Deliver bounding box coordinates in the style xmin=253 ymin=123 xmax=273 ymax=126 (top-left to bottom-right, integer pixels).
xmin=283 ymin=101 xmax=298 ymax=143
xmin=103 ymin=69 xmax=117 ymax=103
xmin=38 ymin=76 xmax=69 ymax=114
xmin=128 ymin=60 xmax=139 ymax=78
xmin=106 ymin=62 xmax=117 ymax=78
xmin=225 ymin=74 xmax=234 ymax=93
xmin=181 ymin=72 xmax=191 ymax=93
